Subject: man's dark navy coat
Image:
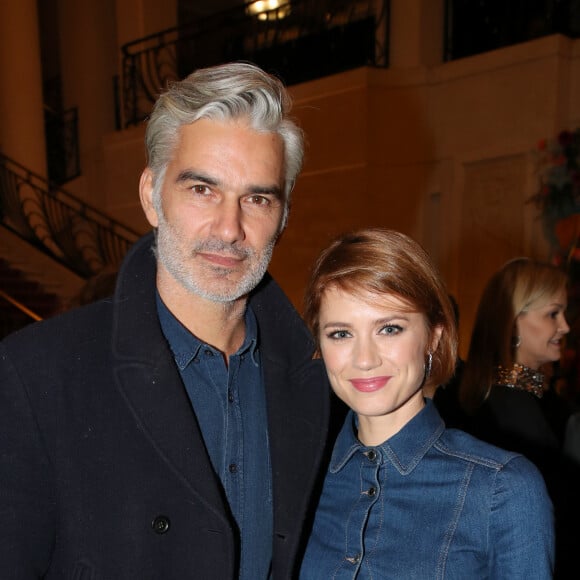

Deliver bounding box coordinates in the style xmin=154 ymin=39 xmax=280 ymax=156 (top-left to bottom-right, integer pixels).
xmin=0 ymin=234 xmax=331 ymax=579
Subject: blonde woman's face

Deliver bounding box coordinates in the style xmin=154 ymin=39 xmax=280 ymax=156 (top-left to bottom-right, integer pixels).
xmin=516 ymin=288 xmax=569 ymax=370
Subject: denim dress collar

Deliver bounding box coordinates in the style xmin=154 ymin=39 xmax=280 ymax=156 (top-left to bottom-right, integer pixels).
xmin=330 ymin=399 xmax=446 ymax=475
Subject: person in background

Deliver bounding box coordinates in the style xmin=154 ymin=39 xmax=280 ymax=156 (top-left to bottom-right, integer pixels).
xmin=459 ymin=258 xmax=573 ymax=464
xmin=299 ymin=228 xmax=554 ymax=579
xmin=459 ymin=257 xmax=578 ymax=578
xmin=0 ymin=62 xmax=331 ymax=579
xmin=431 ymin=294 xmax=468 ymax=429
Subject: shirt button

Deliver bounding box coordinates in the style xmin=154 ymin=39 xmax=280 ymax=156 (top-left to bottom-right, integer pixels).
xmin=204 ymin=349 xmax=213 ymax=357
xmin=367 ymin=450 xmax=377 ymax=462
xmin=229 ymin=463 xmax=238 ymax=474
xmin=228 ymin=389 xmax=234 ymax=403
xmin=346 ymin=553 xmax=361 ymax=564
xmin=367 ymin=487 xmax=376 ymax=497
xmin=151 ymin=515 xmax=170 ymax=535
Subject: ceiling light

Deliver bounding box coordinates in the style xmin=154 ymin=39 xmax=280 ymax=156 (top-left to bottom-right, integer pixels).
xmin=245 ymin=0 xmax=291 ymax=21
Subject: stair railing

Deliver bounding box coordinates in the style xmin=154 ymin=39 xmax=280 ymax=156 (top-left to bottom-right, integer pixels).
xmin=0 ymin=153 xmax=140 ymax=279
xmin=0 ymin=289 xmax=42 ymax=322
xmin=0 ymin=289 xmax=42 ymax=339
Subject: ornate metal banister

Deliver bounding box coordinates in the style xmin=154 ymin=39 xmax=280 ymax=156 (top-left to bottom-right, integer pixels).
xmin=0 ymin=153 xmax=140 ymax=279
xmin=121 ymin=0 xmax=389 ymax=127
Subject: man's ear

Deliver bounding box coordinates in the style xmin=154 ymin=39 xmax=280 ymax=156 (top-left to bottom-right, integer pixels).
xmin=139 ymin=168 xmax=159 ymax=228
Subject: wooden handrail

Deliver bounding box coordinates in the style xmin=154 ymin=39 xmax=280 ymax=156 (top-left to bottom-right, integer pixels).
xmin=0 ymin=289 xmax=43 ymax=322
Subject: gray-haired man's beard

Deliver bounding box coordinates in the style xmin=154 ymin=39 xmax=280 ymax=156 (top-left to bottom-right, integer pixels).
xmin=154 ymin=215 xmax=275 ymax=303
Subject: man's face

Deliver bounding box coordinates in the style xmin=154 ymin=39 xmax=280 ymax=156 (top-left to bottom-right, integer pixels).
xmin=140 ymin=117 xmax=286 ymax=304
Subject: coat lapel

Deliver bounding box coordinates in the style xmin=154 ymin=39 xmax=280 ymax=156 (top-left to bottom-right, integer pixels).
xmin=251 ymin=276 xmax=331 ymax=541
xmin=111 ymin=234 xmax=230 ymax=522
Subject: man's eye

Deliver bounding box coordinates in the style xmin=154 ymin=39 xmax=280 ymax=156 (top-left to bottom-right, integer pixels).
xmin=248 ymin=195 xmax=271 ymax=206
xmin=192 ymin=185 xmax=210 ymax=194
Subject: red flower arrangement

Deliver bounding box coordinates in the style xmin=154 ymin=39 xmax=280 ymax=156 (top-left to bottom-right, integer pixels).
xmin=530 ymin=129 xmax=580 ymax=400
xmin=530 ymin=128 xmax=580 ymax=263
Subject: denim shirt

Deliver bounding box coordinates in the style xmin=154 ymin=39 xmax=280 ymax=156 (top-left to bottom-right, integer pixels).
xmin=300 ymin=399 xmax=554 ymax=579
xmin=157 ymin=295 xmax=272 ymax=580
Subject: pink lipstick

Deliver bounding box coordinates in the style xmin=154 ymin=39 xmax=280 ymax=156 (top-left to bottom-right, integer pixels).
xmin=349 ymin=376 xmax=390 ymax=393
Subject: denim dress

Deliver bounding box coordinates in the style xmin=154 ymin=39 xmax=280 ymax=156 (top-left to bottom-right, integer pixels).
xmin=300 ymin=399 xmax=554 ymax=579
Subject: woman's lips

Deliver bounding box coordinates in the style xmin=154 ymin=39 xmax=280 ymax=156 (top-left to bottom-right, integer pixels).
xmin=349 ymin=376 xmax=390 ymax=393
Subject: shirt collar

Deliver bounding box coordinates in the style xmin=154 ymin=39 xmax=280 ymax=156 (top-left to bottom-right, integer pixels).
xmin=156 ymin=292 xmax=260 ymax=370
xmin=330 ymin=398 xmax=445 ymax=475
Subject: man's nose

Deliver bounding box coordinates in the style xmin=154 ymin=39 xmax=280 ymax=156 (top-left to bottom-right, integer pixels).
xmin=212 ymin=198 xmax=245 ymax=243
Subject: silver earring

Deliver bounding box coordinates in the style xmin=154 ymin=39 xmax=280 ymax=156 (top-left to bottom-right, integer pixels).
xmin=425 ymin=352 xmax=433 ymax=378
xmin=512 ymin=335 xmax=521 ymax=348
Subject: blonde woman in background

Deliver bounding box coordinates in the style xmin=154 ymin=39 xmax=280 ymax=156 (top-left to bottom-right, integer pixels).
xmin=459 ymin=257 xmax=578 ymax=579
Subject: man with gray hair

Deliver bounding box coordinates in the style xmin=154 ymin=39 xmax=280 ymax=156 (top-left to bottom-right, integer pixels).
xmin=0 ymin=62 xmax=331 ymax=579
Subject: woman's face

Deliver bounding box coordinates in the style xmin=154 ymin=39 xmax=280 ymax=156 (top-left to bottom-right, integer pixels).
xmin=515 ymin=288 xmax=569 ymax=370
xmin=318 ymin=287 xmax=441 ymax=445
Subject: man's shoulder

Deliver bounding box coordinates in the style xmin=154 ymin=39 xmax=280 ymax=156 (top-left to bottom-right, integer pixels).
xmin=2 ymin=299 xmax=113 ymax=359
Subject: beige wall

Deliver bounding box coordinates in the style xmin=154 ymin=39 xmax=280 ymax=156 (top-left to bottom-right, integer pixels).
xmin=102 ymin=33 xmax=579 ymax=357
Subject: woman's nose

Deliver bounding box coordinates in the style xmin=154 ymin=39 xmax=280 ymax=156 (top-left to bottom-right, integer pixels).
xmin=559 ymin=314 xmax=570 ymax=335
xmin=353 ymin=338 xmax=381 ymax=370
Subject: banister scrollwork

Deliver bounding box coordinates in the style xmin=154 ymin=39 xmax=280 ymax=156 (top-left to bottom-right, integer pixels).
xmin=0 ymin=154 xmax=139 ymax=279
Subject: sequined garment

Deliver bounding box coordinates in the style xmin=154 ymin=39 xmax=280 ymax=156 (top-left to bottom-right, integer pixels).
xmin=494 ymin=363 xmax=545 ymax=399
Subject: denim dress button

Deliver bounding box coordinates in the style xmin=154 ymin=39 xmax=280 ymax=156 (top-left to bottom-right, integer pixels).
xmin=367 ymin=450 xmax=377 ymax=462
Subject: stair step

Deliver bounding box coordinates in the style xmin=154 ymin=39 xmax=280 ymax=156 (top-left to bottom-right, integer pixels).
xmin=0 ymin=259 xmax=62 ymax=319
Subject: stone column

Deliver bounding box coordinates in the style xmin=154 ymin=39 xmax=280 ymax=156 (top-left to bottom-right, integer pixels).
xmin=0 ymin=0 xmax=47 ymax=176
xmin=58 ymin=0 xmax=119 ymax=205
xmin=389 ymin=0 xmax=445 ymax=68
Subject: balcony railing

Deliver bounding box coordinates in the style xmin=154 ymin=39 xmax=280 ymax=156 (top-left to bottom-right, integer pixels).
xmin=445 ymin=0 xmax=580 ymax=61
xmin=0 ymin=153 xmax=139 ymax=279
xmin=44 ymin=105 xmax=81 ymax=185
xmin=121 ymin=0 xmax=389 ymax=127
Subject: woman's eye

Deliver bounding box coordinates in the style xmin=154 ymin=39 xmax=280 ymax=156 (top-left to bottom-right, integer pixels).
xmin=380 ymin=325 xmax=402 ymax=335
xmin=327 ymin=330 xmax=350 ymax=340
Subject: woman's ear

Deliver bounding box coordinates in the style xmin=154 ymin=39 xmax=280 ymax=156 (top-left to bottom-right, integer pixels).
xmin=430 ymin=325 xmax=443 ymax=353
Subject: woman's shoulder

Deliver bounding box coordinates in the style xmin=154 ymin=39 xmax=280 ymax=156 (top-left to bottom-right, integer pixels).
xmin=436 ymin=427 xmax=543 ymax=476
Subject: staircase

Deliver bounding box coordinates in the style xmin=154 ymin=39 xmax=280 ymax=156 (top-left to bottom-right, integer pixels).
xmin=0 ymin=153 xmax=139 ymax=339
xmin=0 ymin=258 xmax=61 ymax=339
